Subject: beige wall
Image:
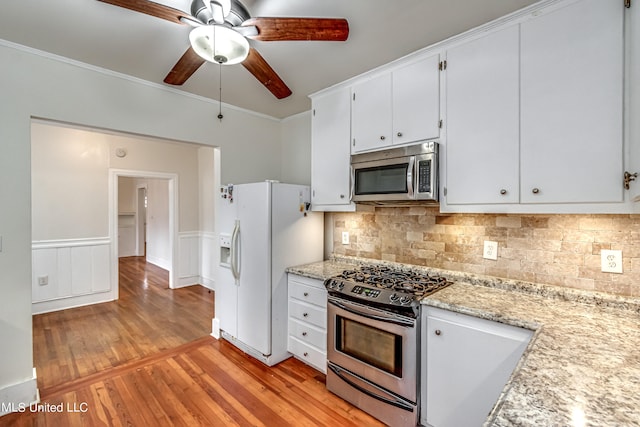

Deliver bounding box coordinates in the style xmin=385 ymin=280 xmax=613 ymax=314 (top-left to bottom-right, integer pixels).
xmin=32 ymin=121 xmax=207 ymax=241
xmin=331 ymin=207 xmax=640 ymax=297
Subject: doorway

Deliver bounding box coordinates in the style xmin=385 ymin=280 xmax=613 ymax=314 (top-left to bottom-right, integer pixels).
xmin=110 ymin=169 xmax=179 ymax=297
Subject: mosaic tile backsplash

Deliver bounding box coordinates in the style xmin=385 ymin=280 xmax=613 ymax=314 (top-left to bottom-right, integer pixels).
xmin=331 ymin=207 xmax=640 ymax=297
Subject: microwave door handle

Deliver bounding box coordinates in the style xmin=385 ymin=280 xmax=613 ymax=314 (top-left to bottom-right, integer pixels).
xmin=406 ymin=156 xmax=415 ymax=198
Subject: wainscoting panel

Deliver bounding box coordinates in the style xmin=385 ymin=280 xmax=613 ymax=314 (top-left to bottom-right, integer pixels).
xmin=177 ymin=232 xmax=201 ymax=288
xmin=32 ymin=238 xmax=113 ymax=314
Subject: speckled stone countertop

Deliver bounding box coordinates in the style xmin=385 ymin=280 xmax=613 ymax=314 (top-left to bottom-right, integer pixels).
xmin=286 ymin=256 xmax=640 ymax=427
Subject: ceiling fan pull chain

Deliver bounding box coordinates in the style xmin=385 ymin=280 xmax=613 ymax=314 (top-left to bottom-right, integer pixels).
xmin=218 ymin=63 xmax=224 ymax=121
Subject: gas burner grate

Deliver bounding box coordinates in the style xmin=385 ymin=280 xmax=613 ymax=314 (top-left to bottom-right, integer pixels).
xmin=338 ymin=265 xmax=452 ymax=297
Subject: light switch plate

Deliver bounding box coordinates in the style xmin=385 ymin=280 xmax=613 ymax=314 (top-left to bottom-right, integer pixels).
xmin=483 ymin=241 xmax=498 ymax=260
xmin=601 ymin=249 xmax=623 ymax=273
xmin=342 ymin=231 xmax=350 ymax=245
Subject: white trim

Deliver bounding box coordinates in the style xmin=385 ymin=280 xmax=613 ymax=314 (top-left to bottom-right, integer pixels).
xmin=0 ymin=368 xmax=39 ymax=416
xmin=32 ymin=292 xmax=114 ymax=315
xmin=32 ymin=237 xmax=110 ymax=249
xmin=0 ymin=39 xmax=281 ymax=123
xmin=109 ymin=169 xmax=179 ymax=293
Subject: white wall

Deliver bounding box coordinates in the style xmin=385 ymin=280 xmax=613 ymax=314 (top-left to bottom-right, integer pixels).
xmin=280 ymin=111 xmax=312 ymax=185
xmin=0 ymin=40 xmax=284 ymax=410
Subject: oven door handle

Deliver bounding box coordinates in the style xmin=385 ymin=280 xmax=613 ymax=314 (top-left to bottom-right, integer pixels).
xmin=328 ymin=363 xmax=414 ymax=412
xmin=328 ymin=299 xmax=415 ymax=327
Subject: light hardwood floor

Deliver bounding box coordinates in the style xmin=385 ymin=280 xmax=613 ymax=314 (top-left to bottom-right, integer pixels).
xmin=3 ymin=257 xmax=384 ymax=426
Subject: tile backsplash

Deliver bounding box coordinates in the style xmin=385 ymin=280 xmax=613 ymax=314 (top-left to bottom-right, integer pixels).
xmin=331 ymin=207 xmax=640 ymax=297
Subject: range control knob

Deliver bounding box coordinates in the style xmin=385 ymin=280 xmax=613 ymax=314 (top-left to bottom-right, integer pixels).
xmin=389 ymin=293 xmax=400 ymax=303
xmin=399 ymin=296 xmax=412 ymax=305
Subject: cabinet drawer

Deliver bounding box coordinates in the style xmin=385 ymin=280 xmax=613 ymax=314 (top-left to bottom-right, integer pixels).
xmin=289 ymin=280 xmax=326 ymax=307
xmin=288 ymin=336 xmax=326 ymax=373
xmin=289 ymin=319 xmax=326 ymax=350
xmin=289 ymin=300 xmax=326 ymax=329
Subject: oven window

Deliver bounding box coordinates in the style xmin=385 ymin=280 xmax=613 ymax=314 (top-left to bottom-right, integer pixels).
xmin=336 ymin=315 xmax=403 ymax=377
xmin=354 ymin=163 xmax=409 ymax=195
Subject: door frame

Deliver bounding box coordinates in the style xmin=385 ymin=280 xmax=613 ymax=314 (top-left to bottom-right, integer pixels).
xmin=109 ymin=169 xmax=179 ymax=299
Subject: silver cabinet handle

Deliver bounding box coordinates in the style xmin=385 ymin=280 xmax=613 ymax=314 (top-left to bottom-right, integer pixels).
xmin=397 ymin=132 xmax=403 ymax=137
xmin=532 ymin=188 xmax=540 ymax=194
xmin=380 ymin=135 xmax=386 ymax=141
xmin=435 ymin=329 xmax=442 ymax=336
xmin=500 ymin=189 xmax=507 ymax=195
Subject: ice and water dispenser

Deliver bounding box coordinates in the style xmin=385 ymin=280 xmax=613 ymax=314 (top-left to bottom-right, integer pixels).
xmin=219 ymin=233 xmax=232 ymax=268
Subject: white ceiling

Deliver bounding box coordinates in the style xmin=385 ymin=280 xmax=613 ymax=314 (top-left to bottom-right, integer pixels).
xmin=0 ymin=0 xmax=539 ymax=119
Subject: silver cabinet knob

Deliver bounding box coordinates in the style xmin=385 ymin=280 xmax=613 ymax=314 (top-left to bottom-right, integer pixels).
xmin=302 ymin=331 xmax=307 ymax=337
xmin=380 ymin=135 xmax=386 ymax=141
xmin=532 ymin=188 xmax=540 ymax=194
xmin=303 ymin=292 xmax=309 ymax=297
xmin=303 ymin=312 xmax=308 ymax=317
xmin=340 ymin=194 xmax=345 ymax=199
xmin=435 ymin=329 xmax=442 ymax=336
xmin=397 ymin=132 xmax=403 ymax=137
xmin=500 ymin=189 xmax=507 ymax=195
xmin=303 ymin=352 xmax=309 ymax=357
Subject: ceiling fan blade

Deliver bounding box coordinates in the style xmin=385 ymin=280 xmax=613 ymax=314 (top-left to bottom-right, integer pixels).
xmin=164 ymin=47 xmax=206 ymax=85
xmin=242 ymin=48 xmax=292 ymax=99
xmin=241 ymin=17 xmax=349 ymax=42
xmin=97 ymin=0 xmax=190 ymax=25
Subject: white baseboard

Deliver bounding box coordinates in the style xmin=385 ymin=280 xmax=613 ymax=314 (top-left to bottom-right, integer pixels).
xmin=200 ymin=277 xmax=215 ymax=291
xmin=0 ymin=368 xmax=39 ymax=416
xmin=175 ymin=275 xmax=200 ymax=288
xmin=32 ymin=292 xmax=114 ymax=315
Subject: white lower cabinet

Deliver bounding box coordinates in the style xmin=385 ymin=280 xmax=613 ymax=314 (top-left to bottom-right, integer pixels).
xmin=287 ymin=274 xmax=327 ymax=373
xmin=421 ymin=307 xmax=533 ymax=427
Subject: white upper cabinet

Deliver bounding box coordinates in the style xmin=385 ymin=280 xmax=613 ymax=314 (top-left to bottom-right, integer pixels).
xmin=392 ymin=55 xmax=441 ymax=145
xmin=520 ymin=0 xmax=624 ymax=204
xmin=310 ymin=87 xmax=355 ymax=211
xmin=351 ymin=73 xmax=393 ymax=153
xmin=444 ymin=25 xmax=520 ymax=205
xmin=351 ymin=54 xmax=440 ymax=153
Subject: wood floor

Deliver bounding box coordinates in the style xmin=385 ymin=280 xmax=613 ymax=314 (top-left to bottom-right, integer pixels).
xmin=3 ymin=257 xmax=384 ymax=426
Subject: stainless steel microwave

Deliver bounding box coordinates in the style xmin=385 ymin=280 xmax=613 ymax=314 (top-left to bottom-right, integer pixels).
xmin=351 ymin=142 xmax=438 ymax=203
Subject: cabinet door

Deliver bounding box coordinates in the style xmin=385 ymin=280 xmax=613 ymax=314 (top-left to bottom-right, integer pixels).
xmin=421 ymin=307 xmax=532 ymax=427
xmin=444 ymin=25 xmax=520 ymax=204
xmin=351 ymin=74 xmax=392 ymax=153
xmin=393 ymin=54 xmax=441 ymax=145
xmin=311 ymin=88 xmax=353 ymax=209
xmin=520 ymin=0 xmax=624 ymax=203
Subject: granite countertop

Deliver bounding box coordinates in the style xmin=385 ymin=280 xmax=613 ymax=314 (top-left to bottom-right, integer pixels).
xmin=286 ymin=256 xmax=640 ymax=427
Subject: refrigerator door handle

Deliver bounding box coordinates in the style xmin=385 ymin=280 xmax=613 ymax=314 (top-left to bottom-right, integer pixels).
xmin=231 ymin=220 xmax=240 ymax=281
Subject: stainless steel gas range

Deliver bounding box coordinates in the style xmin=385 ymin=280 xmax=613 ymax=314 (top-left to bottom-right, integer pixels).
xmin=324 ymin=265 xmax=451 ymax=427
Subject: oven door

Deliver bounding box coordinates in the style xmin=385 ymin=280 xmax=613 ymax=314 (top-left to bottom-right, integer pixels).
xmin=327 ymin=296 xmax=418 ymax=402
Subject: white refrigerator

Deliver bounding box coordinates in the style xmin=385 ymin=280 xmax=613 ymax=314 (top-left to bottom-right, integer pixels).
xmin=213 ymin=181 xmax=323 ymax=366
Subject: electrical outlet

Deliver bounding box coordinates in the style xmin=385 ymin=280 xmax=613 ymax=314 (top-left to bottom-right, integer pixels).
xmin=342 ymin=231 xmax=350 ymax=245
xmin=37 ymin=275 xmax=49 ymax=286
xmin=483 ymin=241 xmax=498 ymax=260
xmin=601 ymin=249 xmax=623 ymax=274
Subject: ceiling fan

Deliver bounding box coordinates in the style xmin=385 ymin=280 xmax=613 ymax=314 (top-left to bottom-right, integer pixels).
xmin=97 ymin=0 xmax=350 ymax=99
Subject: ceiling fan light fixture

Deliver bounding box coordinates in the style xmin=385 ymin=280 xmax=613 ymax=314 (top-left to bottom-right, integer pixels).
xmin=189 ymin=25 xmax=249 ymax=65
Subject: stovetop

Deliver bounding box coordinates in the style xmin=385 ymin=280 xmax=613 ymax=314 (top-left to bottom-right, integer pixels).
xmin=324 ymin=265 xmax=452 ymax=316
